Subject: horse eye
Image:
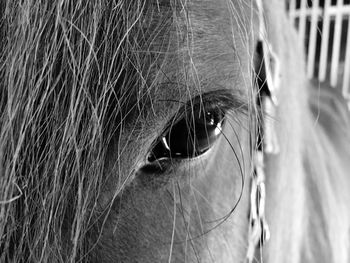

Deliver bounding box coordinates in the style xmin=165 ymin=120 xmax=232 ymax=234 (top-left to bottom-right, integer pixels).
xmin=147 ymin=107 xmax=224 ymax=162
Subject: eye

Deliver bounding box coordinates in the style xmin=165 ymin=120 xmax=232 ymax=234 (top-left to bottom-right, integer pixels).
xmin=147 ymin=105 xmax=225 ymax=163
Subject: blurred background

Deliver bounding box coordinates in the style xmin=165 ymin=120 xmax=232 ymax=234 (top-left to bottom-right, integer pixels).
xmin=286 ymin=0 xmax=350 ymax=109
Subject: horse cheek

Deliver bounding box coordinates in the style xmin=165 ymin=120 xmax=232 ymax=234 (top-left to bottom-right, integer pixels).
xmin=99 ymin=122 xmax=250 ymax=262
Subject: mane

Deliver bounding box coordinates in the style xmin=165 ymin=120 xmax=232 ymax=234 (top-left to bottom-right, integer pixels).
xmin=262 ymin=2 xmax=350 ymax=262
xmin=0 ymin=1 xmax=156 ymax=261
xmin=301 ymin=82 xmax=350 ymax=262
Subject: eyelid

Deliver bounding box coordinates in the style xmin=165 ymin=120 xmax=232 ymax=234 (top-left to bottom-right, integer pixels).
xmin=147 ymin=90 xmax=239 ymax=162
xmin=140 ymin=94 xmax=245 ymax=183
xmin=159 ymin=89 xmax=245 ymax=136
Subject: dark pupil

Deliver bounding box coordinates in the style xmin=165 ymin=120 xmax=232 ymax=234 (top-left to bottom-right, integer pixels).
xmin=148 ymin=108 xmax=223 ymax=162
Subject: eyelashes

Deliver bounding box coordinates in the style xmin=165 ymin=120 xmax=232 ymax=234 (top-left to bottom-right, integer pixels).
xmin=137 ymin=89 xmax=246 ymax=176
xmin=147 ymin=102 xmax=226 ymax=164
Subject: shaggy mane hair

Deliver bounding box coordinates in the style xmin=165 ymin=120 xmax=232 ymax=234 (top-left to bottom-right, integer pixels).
xmin=0 ymin=1 xmax=157 ymax=261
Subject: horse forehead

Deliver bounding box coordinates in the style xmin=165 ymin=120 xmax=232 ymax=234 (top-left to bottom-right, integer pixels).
xmin=151 ymin=1 xmax=257 ymax=110
xmin=173 ymin=0 xmax=257 ymax=55
xmin=146 ymin=0 xmax=257 ymax=93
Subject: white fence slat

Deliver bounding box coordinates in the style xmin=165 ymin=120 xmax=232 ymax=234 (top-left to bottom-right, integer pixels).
xmin=307 ymin=0 xmax=320 ymax=78
xmin=287 ymin=0 xmax=350 ymax=106
xmin=290 ymin=6 xmax=350 ymax=17
xmin=290 ymin=0 xmax=297 ymax=18
xmin=298 ymin=0 xmax=308 ymax=44
xmin=291 ymin=8 xmax=323 ymax=17
xmin=327 ymin=5 xmax=350 ymax=15
xmin=330 ymin=0 xmax=343 ymax=87
xmin=342 ymin=15 xmax=350 ymax=99
xmin=319 ymin=0 xmax=332 ymax=81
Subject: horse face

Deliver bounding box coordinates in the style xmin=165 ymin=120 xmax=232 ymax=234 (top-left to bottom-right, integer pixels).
xmin=94 ymin=1 xmax=259 ymax=262
xmin=4 ymin=1 xmax=350 ymax=262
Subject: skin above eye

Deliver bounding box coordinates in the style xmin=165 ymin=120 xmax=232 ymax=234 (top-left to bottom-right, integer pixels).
xmin=145 ymin=89 xmax=247 ymax=168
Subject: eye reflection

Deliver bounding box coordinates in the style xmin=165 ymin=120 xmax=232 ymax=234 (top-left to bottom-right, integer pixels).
xmin=147 ymin=106 xmax=225 ymax=163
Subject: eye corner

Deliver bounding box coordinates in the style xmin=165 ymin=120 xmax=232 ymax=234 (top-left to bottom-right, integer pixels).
xmin=139 ymin=160 xmax=168 ymax=174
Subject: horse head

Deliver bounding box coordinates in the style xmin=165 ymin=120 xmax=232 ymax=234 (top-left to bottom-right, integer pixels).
xmin=1 ymin=0 xmax=350 ymax=262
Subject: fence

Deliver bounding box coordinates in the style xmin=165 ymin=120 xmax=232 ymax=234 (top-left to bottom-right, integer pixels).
xmin=287 ymin=0 xmax=350 ymax=107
